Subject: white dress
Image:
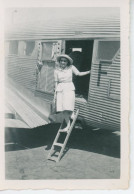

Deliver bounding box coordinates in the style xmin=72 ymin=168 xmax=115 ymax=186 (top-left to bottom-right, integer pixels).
xmin=54 ymin=65 xmax=79 ymax=112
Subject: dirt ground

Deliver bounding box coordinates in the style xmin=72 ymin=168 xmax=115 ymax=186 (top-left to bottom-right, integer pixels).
xmin=5 ymin=123 xmax=120 ymax=179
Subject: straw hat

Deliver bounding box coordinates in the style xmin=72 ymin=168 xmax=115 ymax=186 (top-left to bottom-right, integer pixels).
xmin=57 ymin=54 xmax=73 ymax=66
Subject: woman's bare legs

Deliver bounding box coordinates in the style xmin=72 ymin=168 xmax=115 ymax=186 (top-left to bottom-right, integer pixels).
xmin=62 ymin=110 xmax=72 ymax=131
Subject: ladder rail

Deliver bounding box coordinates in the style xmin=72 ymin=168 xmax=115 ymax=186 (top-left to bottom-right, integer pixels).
xmin=47 ymin=121 xmax=66 ymax=159
xmin=47 ymin=109 xmax=79 ymax=162
xmin=57 ymin=109 xmax=79 ymax=162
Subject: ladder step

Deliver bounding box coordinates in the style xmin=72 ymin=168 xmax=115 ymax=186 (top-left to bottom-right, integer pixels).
xmin=54 ymin=143 xmax=63 ymax=147
xmin=48 ymin=156 xmax=58 ymax=162
xmin=47 ymin=149 xmax=55 ymax=156
xmin=59 ymin=129 xmax=68 ymax=133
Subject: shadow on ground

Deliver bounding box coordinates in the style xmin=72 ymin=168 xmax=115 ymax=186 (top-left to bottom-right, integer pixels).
xmin=5 ymin=123 xmax=120 ymax=158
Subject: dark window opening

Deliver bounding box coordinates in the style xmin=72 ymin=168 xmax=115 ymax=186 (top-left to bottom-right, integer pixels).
xmin=65 ymin=40 xmax=93 ymax=100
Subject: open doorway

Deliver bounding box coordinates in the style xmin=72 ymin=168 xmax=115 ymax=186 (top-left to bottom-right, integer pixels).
xmin=65 ymin=40 xmax=93 ymax=100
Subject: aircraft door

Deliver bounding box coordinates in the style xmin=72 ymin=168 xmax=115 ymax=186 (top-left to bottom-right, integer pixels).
xmin=36 ymin=40 xmax=63 ymax=94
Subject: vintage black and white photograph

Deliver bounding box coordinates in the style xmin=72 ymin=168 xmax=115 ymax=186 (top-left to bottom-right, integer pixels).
xmin=0 ymin=0 xmax=130 ymax=190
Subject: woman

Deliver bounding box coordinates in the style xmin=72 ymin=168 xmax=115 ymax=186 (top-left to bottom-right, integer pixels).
xmin=54 ymin=54 xmax=90 ymax=131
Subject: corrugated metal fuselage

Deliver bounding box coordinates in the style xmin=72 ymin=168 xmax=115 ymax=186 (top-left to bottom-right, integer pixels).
xmin=5 ymin=10 xmax=120 ymax=130
xmin=5 ymin=37 xmax=120 ymax=131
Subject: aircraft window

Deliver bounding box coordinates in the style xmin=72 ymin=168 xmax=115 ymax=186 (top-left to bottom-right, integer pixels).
xmin=5 ymin=41 xmax=10 ymax=56
xmin=9 ymin=40 xmax=18 ymax=55
xmin=18 ymin=41 xmax=37 ymax=57
xmin=25 ymin=41 xmax=36 ymax=56
xmin=97 ymin=41 xmax=120 ymax=61
xmin=42 ymin=42 xmax=53 ymax=61
xmin=41 ymin=42 xmax=62 ymax=61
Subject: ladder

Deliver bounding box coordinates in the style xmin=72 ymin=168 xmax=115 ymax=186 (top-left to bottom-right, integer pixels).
xmin=47 ymin=109 xmax=79 ymax=162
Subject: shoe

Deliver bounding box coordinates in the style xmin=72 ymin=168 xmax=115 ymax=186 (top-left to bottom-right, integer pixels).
xmin=71 ymin=112 xmax=75 ymax=120
xmin=62 ymin=120 xmax=70 ymax=132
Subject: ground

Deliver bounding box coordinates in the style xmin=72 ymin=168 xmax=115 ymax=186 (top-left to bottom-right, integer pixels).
xmin=5 ymin=124 xmax=120 ymax=179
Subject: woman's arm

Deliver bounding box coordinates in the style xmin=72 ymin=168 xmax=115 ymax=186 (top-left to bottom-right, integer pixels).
xmin=72 ymin=65 xmax=90 ymax=76
xmin=77 ymin=70 xmax=90 ymax=76
xmin=54 ymin=81 xmax=58 ymax=92
xmin=53 ymin=81 xmax=57 ymax=100
xmin=54 ymin=70 xmax=58 ymax=99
